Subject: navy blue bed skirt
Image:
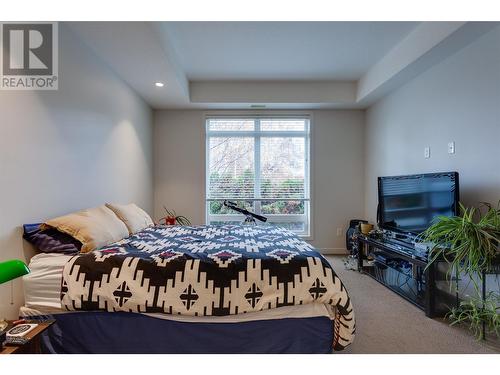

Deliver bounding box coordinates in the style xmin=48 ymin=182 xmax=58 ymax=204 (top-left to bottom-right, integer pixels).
xmin=37 ymin=312 xmax=334 ymax=354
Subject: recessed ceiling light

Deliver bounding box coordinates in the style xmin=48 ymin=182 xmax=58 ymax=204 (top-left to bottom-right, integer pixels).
xmin=155 ymin=82 xmax=165 ymax=87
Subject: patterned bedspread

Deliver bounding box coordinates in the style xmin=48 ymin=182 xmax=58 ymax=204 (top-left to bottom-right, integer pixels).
xmin=61 ymin=225 xmax=355 ymax=350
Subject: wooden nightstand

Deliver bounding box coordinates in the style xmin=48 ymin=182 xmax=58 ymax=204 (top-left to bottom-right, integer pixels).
xmin=1 ymin=320 xmax=55 ymax=354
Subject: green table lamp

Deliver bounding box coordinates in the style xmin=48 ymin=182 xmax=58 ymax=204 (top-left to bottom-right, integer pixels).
xmin=0 ymin=260 xmax=30 ymax=285
xmin=0 ymin=259 xmax=30 ymax=335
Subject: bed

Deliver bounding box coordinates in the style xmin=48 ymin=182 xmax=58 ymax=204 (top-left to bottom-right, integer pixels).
xmin=21 ymin=224 xmax=355 ymax=353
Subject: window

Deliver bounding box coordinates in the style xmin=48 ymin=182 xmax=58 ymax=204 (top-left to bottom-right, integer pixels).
xmin=206 ymin=117 xmax=311 ymax=236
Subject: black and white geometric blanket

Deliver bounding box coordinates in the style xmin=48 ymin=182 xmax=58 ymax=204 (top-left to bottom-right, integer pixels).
xmin=61 ymin=225 xmax=355 ymax=350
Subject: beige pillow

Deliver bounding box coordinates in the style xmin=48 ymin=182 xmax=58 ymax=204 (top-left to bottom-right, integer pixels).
xmin=41 ymin=205 xmax=129 ymax=253
xmin=105 ymin=203 xmax=153 ymax=235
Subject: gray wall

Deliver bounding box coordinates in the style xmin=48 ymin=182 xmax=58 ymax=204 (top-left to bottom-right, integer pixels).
xmin=365 ymin=25 xmax=500 ymax=222
xmin=154 ymin=109 xmax=365 ymax=253
xmin=0 ymin=25 xmax=153 ymax=319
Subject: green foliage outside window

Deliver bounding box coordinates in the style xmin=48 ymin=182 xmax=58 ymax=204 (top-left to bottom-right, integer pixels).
xmin=209 ymin=170 xmax=305 ymax=215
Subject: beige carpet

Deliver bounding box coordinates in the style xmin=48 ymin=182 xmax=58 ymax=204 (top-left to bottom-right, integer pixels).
xmin=325 ymin=255 xmax=499 ymax=354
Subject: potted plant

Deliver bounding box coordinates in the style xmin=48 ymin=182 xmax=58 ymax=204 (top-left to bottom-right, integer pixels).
xmin=159 ymin=206 xmax=191 ymax=226
xmin=422 ymin=201 xmax=500 ymax=340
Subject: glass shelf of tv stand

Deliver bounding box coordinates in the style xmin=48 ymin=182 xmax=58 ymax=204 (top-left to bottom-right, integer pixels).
xmin=363 ymin=254 xmax=427 ymax=309
xmin=358 ymin=237 xmax=428 ymax=310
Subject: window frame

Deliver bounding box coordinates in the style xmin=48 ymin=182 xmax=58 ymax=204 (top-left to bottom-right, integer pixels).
xmin=205 ymin=115 xmax=312 ymax=237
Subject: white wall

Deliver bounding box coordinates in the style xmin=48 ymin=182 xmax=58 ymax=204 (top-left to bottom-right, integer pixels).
xmin=365 ymin=25 xmax=500 ymax=222
xmin=154 ymin=109 xmax=365 ymax=253
xmin=0 ymin=25 xmax=153 ymax=319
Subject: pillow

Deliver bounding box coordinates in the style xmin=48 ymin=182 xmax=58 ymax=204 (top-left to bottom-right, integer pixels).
xmin=41 ymin=205 xmax=129 ymax=253
xmin=23 ymin=223 xmax=82 ymax=254
xmin=105 ymin=203 xmax=154 ymax=235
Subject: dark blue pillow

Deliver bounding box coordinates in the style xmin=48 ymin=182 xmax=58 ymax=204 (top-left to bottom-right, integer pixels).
xmin=23 ymin=223 xmax=82 ymax=254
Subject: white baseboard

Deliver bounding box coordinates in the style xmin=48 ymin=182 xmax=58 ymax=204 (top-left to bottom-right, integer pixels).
xmin=318 ymin=248 xmax=348 ymax=255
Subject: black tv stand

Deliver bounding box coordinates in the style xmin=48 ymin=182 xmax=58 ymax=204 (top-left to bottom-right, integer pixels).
xmin=356 ymin=233 xmax=453 ymax=318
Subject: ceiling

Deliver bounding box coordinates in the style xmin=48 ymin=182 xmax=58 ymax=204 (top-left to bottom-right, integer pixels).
xmin=163 ymin=22 xmax=418 ymax=80
xmin=67 ymin=21 xmax=497 ymax=110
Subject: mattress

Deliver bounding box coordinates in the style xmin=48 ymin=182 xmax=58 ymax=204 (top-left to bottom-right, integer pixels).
xmin=22 ymin=252 xmax=335 ymax=323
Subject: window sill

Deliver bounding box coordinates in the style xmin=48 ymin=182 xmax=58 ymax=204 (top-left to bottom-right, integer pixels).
xmin=298 ymin=233 xmax=313 ymax=241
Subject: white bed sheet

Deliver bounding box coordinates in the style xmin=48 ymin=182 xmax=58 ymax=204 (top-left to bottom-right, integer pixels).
xmin=22 ymin=252 xmax=335 ymax=323
xmin=23 ymin=253 xmax=71 ymax=310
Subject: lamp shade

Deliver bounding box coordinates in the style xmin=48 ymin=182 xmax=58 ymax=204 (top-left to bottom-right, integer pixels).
xmin=0 ymin=260 xmax=30 ymax=284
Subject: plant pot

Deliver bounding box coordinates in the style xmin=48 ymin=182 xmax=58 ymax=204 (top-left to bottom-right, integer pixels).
xmin=165 ymin=217 xmax=176 ymax=225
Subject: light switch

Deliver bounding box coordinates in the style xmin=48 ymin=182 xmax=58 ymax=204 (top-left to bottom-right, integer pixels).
xmin=424 ymin=147 xmax=430 ymax=159
xmin=448 ymin=141 xmax=455 ymax=154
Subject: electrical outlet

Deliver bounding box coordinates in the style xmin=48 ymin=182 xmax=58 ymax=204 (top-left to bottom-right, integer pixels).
xmin=336 ymin=227 xmax=343 ymax=237
xmin=448 ymin=141 xmax=455 ymax=154
xmin=424 ymin=147 xmax=430 ymax=159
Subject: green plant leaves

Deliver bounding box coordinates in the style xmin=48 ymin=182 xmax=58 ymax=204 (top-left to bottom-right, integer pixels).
xmin=175 ymin=215 xmax=191 ymax=226
xmin=161 ymin=206 xmax=192 ymax=226
xmin=423 ymin=201 xmax=500 ymax=281
xmin=422 ymin=200 xmax=500 ymax=339
xmin=448 ymin=292 xmax=500 ymax=340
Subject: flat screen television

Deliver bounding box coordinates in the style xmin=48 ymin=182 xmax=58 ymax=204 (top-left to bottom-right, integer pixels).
xmin=377 ymin=172 xmax=459 ymax=235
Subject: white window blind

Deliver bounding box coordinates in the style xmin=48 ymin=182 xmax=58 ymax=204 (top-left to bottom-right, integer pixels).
xmin=206 ymin=117 xmax=311 ymax=236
